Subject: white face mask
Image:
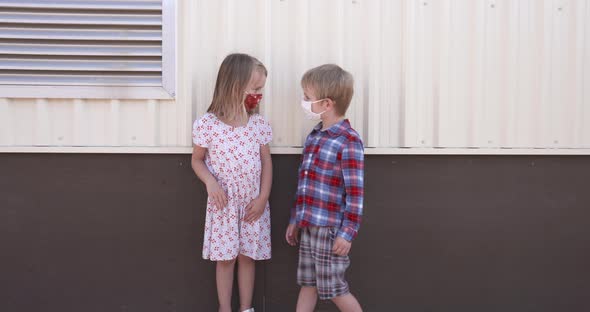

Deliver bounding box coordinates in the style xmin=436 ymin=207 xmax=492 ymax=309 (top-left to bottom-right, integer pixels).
xmin=301 ymin=99 xmax=327 ymax=120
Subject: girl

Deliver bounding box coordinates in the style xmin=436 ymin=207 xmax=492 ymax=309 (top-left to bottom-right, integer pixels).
xmin=191 ymin=53 xmax=272 ymax=312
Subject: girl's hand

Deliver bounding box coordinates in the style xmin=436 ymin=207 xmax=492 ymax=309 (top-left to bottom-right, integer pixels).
xmin=206 ymin=180 xmax=227 ymax=210
xmin=244 ymin=197 xmax=266 ymax=223
xmin=285 ymin=224 xmax=299 ymax=246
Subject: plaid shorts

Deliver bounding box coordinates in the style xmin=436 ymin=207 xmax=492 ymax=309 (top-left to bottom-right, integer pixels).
xmin=297 ymin=226 xmax=351 ymax=300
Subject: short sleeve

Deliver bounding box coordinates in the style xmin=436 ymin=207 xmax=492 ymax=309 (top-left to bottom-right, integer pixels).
xmin=192 ymin=115 xmax=211 ymax=148
xmin=257 ymin=115 xmax=273 ymax=145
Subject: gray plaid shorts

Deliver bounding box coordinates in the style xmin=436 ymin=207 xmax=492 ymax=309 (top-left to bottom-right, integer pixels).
xmin=297 ymin=226 xmax=351 ymax=300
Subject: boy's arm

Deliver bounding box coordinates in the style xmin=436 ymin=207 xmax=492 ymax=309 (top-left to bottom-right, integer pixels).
xmin=289 ymin=206 xmax=297 ymax=225
xmin=338 ymin=139 xmax=364 ymax=242
xmin=289 ymin=151 xmax=306 ymax=225
xmin=289 ymin=159 xmax=301 ymax=225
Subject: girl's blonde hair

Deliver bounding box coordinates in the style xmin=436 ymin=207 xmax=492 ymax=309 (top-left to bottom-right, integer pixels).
xmin=208 ymin=53 xmax=267 ymax=120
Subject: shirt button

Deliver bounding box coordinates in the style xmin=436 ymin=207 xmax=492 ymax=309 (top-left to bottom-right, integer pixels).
xmin=304 ymin=170 xmax=308 ymax=175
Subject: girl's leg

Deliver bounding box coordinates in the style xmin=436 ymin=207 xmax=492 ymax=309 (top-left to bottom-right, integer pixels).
xmin=237 ymin=254 xmax=255 ymax=311
xmin=217 ymin=259 xmax=236 ymax=312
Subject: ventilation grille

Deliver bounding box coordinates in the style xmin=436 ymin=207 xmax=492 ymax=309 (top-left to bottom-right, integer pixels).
xmin=0 ymin=0 xmax=163 ymax=87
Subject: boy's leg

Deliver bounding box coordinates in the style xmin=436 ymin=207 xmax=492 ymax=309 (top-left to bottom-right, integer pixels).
xmin=237 ymin=254 xmax=255 ymax=311
xmin=216 ymin=259 xmax=237 ymax=312
xmin=331 ymin=293 xmax=362 ymax=312
xmin=296 ymin=286 xmax=318 ymax=312
xmin=297 ymin=227 xmax=318 ymax=311
xmin=316 ymin=227 xmax=357 ymax=310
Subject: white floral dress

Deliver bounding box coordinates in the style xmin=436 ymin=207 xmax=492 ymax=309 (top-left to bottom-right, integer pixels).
xmin=192 ymin=113 xmax=272 ymax=261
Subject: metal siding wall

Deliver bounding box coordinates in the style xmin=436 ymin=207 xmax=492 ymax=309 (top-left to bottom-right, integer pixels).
xmin=0 ymin=97 xmax=179 ymax=147
xmin=1 ymin=0 xmax=589 ymax=150
xmin=402 ymin=0 xmax=589 ymax=149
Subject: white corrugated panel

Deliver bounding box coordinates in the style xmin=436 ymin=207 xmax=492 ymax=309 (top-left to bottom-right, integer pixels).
xmin=1 ymin=0 xmax=590 ymax=152
xmin=423 ymin=0 xmax=589 ymax=149
xmin=190 ymin=0 xmax=590 ymax=150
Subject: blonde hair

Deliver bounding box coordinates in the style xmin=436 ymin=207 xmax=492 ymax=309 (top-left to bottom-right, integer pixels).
xmin=252 ymin=57 xmax=267 ymax=77
xmin=208 ymin=53 xmax=267 ymax=120
xmin=301 ymin=64 xmax=354 ymax=116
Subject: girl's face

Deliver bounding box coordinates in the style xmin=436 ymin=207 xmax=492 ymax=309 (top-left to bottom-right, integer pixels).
xmin=243 ymin=70 xmax=267 ymax=110
xmin=246 ymin=70 xmax=266 ymax=95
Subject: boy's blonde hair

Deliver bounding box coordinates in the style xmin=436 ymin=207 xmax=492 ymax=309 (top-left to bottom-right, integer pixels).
xmin=301 ymin=64 xmax=354 ymax=116
xmin=208 ymin=53 xmax=267 ymax=120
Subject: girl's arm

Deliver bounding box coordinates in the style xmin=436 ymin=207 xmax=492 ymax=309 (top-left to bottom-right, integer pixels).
xmin=258 ymin=144 xmax=273 ymax=201
xmin=191 ymin=145 xmax=227 ymax=209
xmin=244 ymin=144 xmax=273 ymax=222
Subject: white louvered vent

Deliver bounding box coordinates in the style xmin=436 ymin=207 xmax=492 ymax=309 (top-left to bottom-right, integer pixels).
xmin=0 ymin=0 xmax=175 ymax=99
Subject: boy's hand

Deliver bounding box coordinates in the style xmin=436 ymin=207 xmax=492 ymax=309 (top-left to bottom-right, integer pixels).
xmin=286 ymin=224 xmax=299 ymax=246
xmin=332 ymin=237 xmax=351 ymax=256
xmin=244 ymin=197 xmax=266 ymax=223
xmin=205 ymin=180 xmax=227 ymax=210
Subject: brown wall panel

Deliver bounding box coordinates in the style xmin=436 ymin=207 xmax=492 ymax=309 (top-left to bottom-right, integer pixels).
xmin=1 ymin=154 xmax=589 ymax=311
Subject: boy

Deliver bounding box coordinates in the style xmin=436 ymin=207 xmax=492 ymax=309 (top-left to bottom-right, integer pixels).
xmin=286 ymin=64 xmax=364 ymax=312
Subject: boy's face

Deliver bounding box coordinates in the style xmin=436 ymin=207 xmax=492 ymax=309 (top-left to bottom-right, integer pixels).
xmin=303 ymin=87 xmax=329 ymax=115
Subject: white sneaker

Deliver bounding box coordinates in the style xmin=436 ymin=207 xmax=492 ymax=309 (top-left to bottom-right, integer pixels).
xmin=242 ymin=308 xmax=255 ymax=312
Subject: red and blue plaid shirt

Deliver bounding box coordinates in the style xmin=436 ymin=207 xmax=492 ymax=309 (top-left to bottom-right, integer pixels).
xmin=290 ymin=119 xmax=364 ymax=241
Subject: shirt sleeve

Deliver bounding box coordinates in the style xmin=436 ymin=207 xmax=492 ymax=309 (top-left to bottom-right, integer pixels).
xmin=192 ymin=116 xmax=211 ymax=148
xmin=337 ymin=139 xmax=365 ymax=241
xmin=290 ymin=139 xmax=309 ymax=225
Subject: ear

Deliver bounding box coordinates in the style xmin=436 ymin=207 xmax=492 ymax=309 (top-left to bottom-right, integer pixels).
xmin=324 ymin=98 xmax=336 ymax=110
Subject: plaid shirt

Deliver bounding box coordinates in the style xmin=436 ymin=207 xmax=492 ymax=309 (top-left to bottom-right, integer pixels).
xmin=290 ymin=119 xmax=364 ymax=242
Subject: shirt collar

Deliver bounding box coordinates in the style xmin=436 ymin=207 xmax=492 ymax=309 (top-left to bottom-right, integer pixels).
xmin=312 ymin=119 xmax=350 ymax=137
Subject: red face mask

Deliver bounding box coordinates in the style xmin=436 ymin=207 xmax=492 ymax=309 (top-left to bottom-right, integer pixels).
xmin=244 ymin=93 xmax=263 ymax=110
